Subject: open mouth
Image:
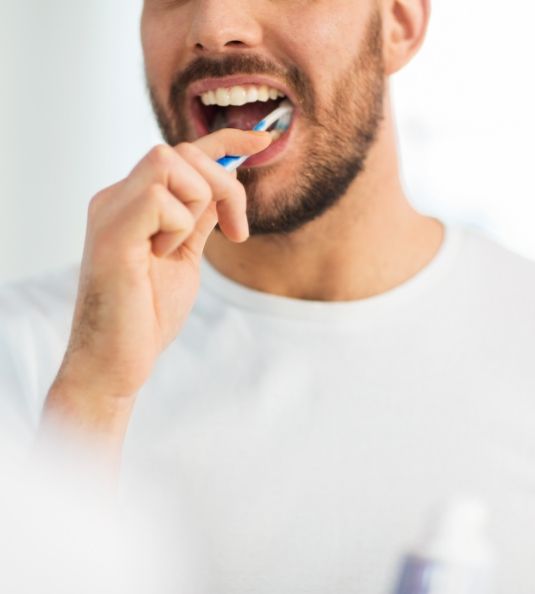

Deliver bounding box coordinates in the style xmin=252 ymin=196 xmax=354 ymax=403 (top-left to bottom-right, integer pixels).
xmin=191 ymin=84 xmax=295 ymax=141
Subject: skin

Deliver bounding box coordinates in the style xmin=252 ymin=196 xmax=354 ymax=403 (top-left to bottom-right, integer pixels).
xmin=42 ymin=0 xmax=442 ymax=467
xmin=143 ymin=0 xmax=443 ymax=300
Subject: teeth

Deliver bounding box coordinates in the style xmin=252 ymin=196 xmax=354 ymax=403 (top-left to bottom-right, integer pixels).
xmin=257 ymin=86 xmax=270 ymax=102
xmin=269 ymin=129 xmax=283 ymax=141
xmin=246 ymin=87 xmax=258 ymax=103
xmin=229 ymin=86 xmax=248 ymax=106
xmin=200 ymin=84 xmax=286 ymax=107
xmin=215 ymin=88 xmax=230 ymax=107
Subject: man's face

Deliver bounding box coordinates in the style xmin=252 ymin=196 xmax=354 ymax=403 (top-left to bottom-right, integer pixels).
xmin=141 ymin=1 xmax=385 ymax=235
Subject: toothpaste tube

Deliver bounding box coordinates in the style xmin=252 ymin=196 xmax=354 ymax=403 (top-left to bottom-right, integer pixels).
xmin=392 ymin=497 xmax=494 ymax=594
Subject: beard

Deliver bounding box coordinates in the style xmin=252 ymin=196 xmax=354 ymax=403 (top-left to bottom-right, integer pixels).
xmin=146 ymin=8 xmax=385 ymax=237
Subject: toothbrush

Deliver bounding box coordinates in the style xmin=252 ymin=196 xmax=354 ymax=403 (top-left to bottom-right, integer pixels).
xmin=216 ymin=100 xmax=293 ymax=172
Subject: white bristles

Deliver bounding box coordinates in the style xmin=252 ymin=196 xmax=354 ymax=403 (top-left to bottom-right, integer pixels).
xmin=253 ymin=100 xmax=294 ymax=132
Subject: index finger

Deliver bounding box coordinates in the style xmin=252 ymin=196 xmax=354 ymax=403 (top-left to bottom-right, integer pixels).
xmin=192 ymin=128 xmax=272 ymax=161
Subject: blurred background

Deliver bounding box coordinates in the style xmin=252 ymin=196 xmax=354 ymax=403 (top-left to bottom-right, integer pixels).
xmin=1 ymin=0 xmax=534 ymax=283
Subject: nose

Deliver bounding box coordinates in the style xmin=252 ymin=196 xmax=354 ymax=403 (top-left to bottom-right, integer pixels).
xmin=186 ymin=0 xmax=263 ymax=54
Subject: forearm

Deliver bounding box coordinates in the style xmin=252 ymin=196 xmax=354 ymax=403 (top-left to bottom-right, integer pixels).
xmin=39 ymin=375 xmax=136 ymax=477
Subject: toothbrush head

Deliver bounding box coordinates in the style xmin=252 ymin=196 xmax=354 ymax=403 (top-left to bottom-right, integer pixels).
xmin=216 ymin=100 xmax=294 ymax=172
xmin=274 ymin=111 xmax=292 ymax=132
xmin=253 ymin=100 xmax=294 ymax=133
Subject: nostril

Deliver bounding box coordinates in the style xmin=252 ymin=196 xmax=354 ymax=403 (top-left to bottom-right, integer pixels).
xmin=195 ymin=40 xmax=245 ymax=51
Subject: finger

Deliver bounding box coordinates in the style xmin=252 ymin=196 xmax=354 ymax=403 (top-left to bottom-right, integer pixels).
xmin=126 ymin=145 xmax=213 ymax=220
xmin=125 ymin=130 xmax=269 ymax=223
xmin=193 ymin=128 xmax=272 ymax=161
xmin=122 ymin=183 xmax=196 ymax=257
xmin=174 ymin=142 xmax=249 ymax=242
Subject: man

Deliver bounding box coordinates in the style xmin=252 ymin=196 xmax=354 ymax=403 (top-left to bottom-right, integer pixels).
xmin=1 ymin=0 xmax=535 ymax=592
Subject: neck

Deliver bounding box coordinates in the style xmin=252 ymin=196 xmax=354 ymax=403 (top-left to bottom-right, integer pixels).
xmin=204 ymin=89 xmax=444 ymax=302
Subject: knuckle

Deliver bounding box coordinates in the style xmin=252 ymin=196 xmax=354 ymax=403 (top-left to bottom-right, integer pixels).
xmin=146 ymin=183 xmax=166 ymax=206
xmin=87 ymin=195 xmax=100 ymax=218
xmin=174 ymin=142 xmax=188 ymax=155
xmin=87 ymin=190 xmax=107 ymax=219
xmin=148 ymin=144 xmax=174 ymax=168
xmin=175 ymin=142 xmax=204 ymax=164
xmin=175 ymin=142 xmax=199 ymax=158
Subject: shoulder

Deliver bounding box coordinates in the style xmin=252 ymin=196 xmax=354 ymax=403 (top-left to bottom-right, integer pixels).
xmin=454 ymin=224 xmax=535 ymax=303
xmin=0 ymin=264 xmax=79 ymax=324
xmin=0 ymin=265 xmax=80 ymax=439
xmin=0 ymin=262 xmax=79 ymax=368
xmin=0 ymin=265 xmax=79 ymax=362
xmin=443 ymin=225 xmax=535 ymax=373
xmin=460 ymin=225 xmax=535 ymax=278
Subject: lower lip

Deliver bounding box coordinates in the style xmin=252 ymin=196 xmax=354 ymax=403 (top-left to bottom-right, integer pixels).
xmin=241 ymin=115 xmax=297 ymax=168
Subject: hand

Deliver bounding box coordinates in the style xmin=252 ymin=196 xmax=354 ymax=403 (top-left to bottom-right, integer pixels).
xmin=52 ymin=129 xmax=272 ymax=400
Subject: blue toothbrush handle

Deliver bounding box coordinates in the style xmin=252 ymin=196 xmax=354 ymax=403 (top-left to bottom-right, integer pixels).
xmin=217 ymin=155 xmax=242 ymax=168
xmin=214 ymin=101 xmax=292 ymax=171
xmin=216 ymin=154 xmax=249 ymax=172
xmin=216 ymin=119 xmax=270 ymax=171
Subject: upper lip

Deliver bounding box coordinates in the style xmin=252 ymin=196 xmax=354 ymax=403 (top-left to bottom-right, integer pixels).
xmin=187 ymin=75 xmax=298 ymax=107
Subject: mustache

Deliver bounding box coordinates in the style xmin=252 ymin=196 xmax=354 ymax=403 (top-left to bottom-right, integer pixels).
xmin=168 ymin=54 xmax=315 ymax=116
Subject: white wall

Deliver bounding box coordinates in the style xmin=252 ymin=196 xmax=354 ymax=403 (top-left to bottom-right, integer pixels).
xmin=1 ymin=1 xmax=534 ymax=283
xmin=0 ymin=0 xmax=160 ymax=283
xmin=392 ymin=0 xmax=535 ymax=258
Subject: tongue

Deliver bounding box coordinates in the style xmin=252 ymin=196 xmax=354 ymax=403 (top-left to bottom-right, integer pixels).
xmin=224 ymin=99 xmax=280 ymax=130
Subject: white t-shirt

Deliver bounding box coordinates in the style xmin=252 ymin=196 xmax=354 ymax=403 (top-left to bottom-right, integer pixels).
xmin=1 ymin=223 xmax=535 ymax=594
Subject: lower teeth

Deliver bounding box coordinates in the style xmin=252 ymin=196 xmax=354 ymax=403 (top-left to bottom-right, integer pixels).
xmin=269 ymin=130 xmax=282 ymax=141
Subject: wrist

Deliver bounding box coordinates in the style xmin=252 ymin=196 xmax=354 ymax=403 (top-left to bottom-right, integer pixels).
xmin=43 ymin=375 xmax=136 ymax=444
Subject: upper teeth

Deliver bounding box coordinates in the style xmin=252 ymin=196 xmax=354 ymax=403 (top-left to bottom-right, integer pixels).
xmin=200 ymin=85 xmax=286 ymax=107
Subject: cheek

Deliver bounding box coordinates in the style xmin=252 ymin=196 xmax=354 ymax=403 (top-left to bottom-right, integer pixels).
xmin=141 ymin=14 xmax=187 ymax=87
xmin=279 ymin=5 xmax=366 ymax=91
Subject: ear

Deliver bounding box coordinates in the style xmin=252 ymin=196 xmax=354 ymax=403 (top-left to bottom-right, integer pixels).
xmin=381 ymin=0 xmax=431 ymax=75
